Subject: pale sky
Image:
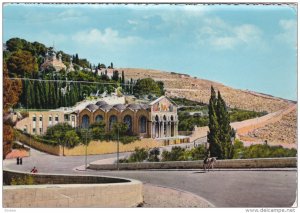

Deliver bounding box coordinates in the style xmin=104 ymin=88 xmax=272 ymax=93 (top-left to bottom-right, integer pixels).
xmin=3 ymin=3 xmax=297 ymax=100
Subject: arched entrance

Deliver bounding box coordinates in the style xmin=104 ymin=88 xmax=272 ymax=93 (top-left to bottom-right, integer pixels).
xmin=139 ymin=116 xmax=147 ymax=134
xmin=82 ymin=114 xmax=90 ymax=129
xmin=123 ymin=115 xmax=133 ymax=133
xmin=109 ymin=115 xmax=117 ymax=131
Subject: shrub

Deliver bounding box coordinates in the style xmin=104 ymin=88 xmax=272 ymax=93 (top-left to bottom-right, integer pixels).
xmin=11 ymin=175 xmax=34 ymax=185
xmin=233 ymin=140 xmax=297 ymax=159
xmin=128 ymin=147 xmax=148 ymax=162
xmin=161 ymin=146 xmax=186 ymax=161
xmin=148 ymin=147 xmax=160 ymax=162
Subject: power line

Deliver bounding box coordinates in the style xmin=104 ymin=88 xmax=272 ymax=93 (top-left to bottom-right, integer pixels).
xmin=6 ymin=77 xmax=134 ymax=86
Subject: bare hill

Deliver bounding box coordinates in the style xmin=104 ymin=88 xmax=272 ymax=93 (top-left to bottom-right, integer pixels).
xmin=121 ymin=68 xmax=292 ymax=113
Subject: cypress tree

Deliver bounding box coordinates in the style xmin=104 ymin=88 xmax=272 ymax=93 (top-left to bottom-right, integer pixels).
xmin=208 ymin=86 xmax=222 ymax=159
xmin=34 ymin=81 xmax=41 ymax=109
xmin=217 ymin=91 xmax=234 ymax=159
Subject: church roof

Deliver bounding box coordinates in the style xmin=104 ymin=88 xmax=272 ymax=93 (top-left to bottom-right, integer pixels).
xmin=148 ymin=96 xmax=177 ymax=106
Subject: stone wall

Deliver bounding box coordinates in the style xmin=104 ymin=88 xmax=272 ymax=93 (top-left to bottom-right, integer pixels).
xmin=3 ymin=170 xmax=143 ymax=208
xmin=18 ymin=131 xmax=62 ymax=156
xmin=17 ymin=131 xmax=187 ymax=156
xmin=3 ymin=171 xmax=143 ymax=208
xmin=89 ymin=157 xmax=297 ymax=170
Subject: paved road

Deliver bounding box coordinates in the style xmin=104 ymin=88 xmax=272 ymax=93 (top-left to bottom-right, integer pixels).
xmin=3 ymin=148 xmax=297 ymax=207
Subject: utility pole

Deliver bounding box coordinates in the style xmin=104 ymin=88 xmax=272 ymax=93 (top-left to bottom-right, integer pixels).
xmin=85 ymin=129 xmax=88 ymax=170
xmin=29 ymin=123 xmax=31 ymax=156
xmin=117 ymin=126 xmax=119 ymax=171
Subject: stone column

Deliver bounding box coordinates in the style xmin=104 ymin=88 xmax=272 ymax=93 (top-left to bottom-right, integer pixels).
xmin=161 ymin=122 xmax=165 ymax=138
xmin=175 ymin=121 xmax=178 ymax=136
xmin=152 ymin=122 xmax=155 ymax=138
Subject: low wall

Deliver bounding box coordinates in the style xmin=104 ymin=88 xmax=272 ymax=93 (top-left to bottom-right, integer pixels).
xmin=18 ymin=131 xmax=62 ymax=155
xmin=3 ymin=170 xmax=143 ymax=208
xmin=17 ymin=131 xmax=188 ymax=156
xmin=89 ymin=157 xmax=297 ymax=170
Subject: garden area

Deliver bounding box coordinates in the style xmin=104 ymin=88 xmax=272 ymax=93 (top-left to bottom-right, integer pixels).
xmin=118 ymin=140 xmax=297 ymax=163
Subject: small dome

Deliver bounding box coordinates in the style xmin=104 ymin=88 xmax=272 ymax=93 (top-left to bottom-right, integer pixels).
xmin=96 ymin=101 xmax=108 ymax=107
xmin=127 ymin=104 xmax=141 ymax=110
xmin=86 ymin=104 xmax=98 ymax=112
xmin=99 ymin=104 xmax=112 ymax=111
xmin=113 ymin=104 xmax=126 ymax=111
xmin=140 ymin=104 xmax=150 ymax=110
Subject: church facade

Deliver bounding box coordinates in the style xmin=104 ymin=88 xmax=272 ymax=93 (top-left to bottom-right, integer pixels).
xmin=16 ymin=96 xmax=179 ymax=139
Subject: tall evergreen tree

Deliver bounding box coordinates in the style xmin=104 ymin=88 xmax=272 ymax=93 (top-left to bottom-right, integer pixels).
xmin=207 ymin=86 xmax=222 ymax=159
xmin=217 ymin=91 xmax=234 ymax=159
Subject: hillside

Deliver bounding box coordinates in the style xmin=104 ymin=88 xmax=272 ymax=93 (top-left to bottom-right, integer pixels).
xmin=121 ymin=68 xmax=292 ymax=113
xmin=121 ymin=68 xmax=296 ymax=148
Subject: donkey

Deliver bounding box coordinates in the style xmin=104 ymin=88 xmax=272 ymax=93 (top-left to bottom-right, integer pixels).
xmin=203 ymin=157 xmax=217 ymax=172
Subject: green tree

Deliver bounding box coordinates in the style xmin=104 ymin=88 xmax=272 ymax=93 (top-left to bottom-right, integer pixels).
xmin=208 ymin=86 xmax=222 ymax=159
xmin=217 ymin=91 xmax=234 ymax=159
xmin=7 ymin=50 xmax=38 ymax=77
xmin=65 ymin=130 xmax=81 ymax=148
xmin=90 ymin=121 xmax=106 ymax=140
xmin=45 ymin=123 xmax=74 ymax=155
xmin=133 ymin=78 xmax=163 ymax=97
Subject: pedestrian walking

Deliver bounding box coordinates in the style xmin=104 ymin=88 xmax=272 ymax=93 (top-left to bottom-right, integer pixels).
xmin=20 ymin=158 xmax=23 ymax=165
xmin=16 ymin=157 xmax=19 ymax=165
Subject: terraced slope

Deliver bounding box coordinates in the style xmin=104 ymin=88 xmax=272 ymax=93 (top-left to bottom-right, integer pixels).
xmin=121 ymin=68 xmax=292 ymax=113
xmin=121 ymin=68 xmax=297 ymax=148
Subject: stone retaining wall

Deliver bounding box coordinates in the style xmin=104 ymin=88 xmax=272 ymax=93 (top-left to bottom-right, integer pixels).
xmin=89 ymin=157 xmax=297 ymax=170
xmin=3 ymin=170 xmax=143 ymax=208
xmin=17 ymin=131 xmax=187 ymax=156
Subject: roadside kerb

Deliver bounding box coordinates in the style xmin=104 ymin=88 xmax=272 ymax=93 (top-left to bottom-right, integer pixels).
xmin=88 ymin=157 xmax=297 ymax=170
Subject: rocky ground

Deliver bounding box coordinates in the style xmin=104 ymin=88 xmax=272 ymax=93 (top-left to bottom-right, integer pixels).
xmin=246 ymin=109 xmax=297 ymax=147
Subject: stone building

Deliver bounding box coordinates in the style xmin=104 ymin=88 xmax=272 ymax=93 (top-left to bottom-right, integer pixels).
xmin=40 ymin=48 xmax=67 ymax=72
xmin=16 ymin=96 xmax=179 ymax=139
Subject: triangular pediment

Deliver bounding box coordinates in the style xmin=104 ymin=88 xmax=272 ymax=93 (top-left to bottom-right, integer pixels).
xmin=149 ymin=96 xmax=177 ymax=112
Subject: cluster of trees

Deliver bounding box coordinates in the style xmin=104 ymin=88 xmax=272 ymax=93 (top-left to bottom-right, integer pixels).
xmin=133 ymin=78 xmax=165 ymax=98
xmin=207 ymin=86 xmax=235 ymax=159
xmin=229 ymin=109 xmax=267 ymax=122
xmin=233 ymin=140 xmax=297 ymax=159
xmin=3 ymin=63 xmax=22 ymax=159
xmin=42 ymin=121 xmax=139 ymax=153
xmin=119 ymin=145 xmax=207 ymax=163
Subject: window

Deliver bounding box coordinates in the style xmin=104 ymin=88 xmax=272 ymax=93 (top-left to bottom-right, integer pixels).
xmin=33 ymin=128 xmax=36 ymax=133
xmin=82 ymin=115 xmax=90 ymax=129
xmin=64 ymin=115 xmax=69 ymax=121
xmin=55 ymin=116 xmax=59 ymax=122
xmin=49 ymin=116 xmax=52 ymax=121
xmin=109 ymin=115 xmax=117 ymax=131
xmin=39 ymin=128 xmax=42 ymax=133
xmin=72 ymin=116 xmax=75 ymax=121
xmin=39 ymin=117 xmax=43 ymax=121
xmin=33 ymin=117 xmax=36 ymax=121
xmin=139 ymin=116 xmax=147 ymax=133
xmin=123 ymin=115 xmax=132 ymax=133
xmin=95 ymin=115 xmax=103 ymax=123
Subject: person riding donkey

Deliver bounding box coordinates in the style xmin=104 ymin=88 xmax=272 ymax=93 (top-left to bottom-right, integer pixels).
xmin=203 ymin=151 xmax=217 ymax=172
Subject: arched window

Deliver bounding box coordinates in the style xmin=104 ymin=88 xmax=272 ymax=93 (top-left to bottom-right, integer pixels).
xmin=123 ymin=115 xmax=132 ymax=133
xmin=82 ymin=115 xmax=90 ymax=129
xmin=109 ymin=115 xmax=118 ymax=131
xmin=95 ymin=115 xmax=104 ymax=123
xmin=139 ymin=116 xmax=147 ymax=133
